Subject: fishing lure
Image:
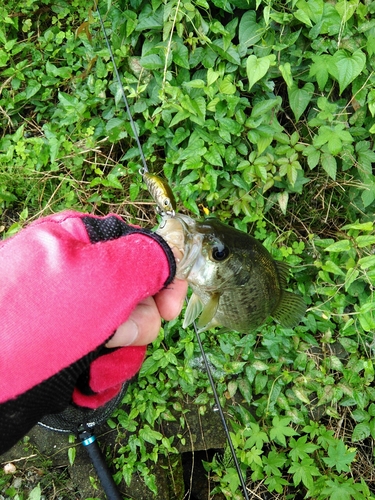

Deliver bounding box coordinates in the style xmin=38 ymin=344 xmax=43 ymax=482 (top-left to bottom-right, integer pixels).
xmin=141 ymin=170 xmax=176 ymax=217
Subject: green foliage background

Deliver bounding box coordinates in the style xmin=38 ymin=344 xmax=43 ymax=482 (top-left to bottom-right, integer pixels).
xmin=1 ymin=0 xmax=375 ymax=498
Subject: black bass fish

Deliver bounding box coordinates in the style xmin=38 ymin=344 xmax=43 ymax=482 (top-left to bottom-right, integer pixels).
xmin=157 ymin=214 xmax=306 ymax=333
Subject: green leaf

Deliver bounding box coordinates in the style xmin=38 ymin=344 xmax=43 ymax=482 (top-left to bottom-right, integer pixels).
xmin=310 ymin=54 xmax=331 ymax=90
xmin=269 ymin=416 xmax=298 ymax=447
xmin=288 ymin=457 xmax=320 ymax=489
xmin=29 ymin=484 xmax=42 ymax=500
xmin=352 ymin=421 xmax=371 ymax=442
xmin=324 ymin=239 xmax=351 ymax=252
xmin=251 ymin=97 xmax=282 ymax=119
xmin=321 ymin=478 xmax=360 ymax=500
xmin=322 ymin=440 xmax=356 ymax=472
xmin=279 ymin=62 xmax=293 ymax=88
xmin=362 ymin=187 xmax=375 ymax=208
xmin=330 ymin=49 xmax=366 ymax=95
xmin=289 ymin=435 xmax=319 ymax=462
xmin=0 ymin=49 xmax=9 ymax=67
xmin=68 ymin=446 xmax=76 ymax=466
xmin=139 ymin=425 xmax=163 ymax=445
xmin=288 ymin=82 xmax=314 ymax=121
xmin=244 ymin=422 xmax=269 ymax=449
xmin=246 ymin=54 xmax=276 ymax=90
xmin=211 ymin=39 xmax=240 ymax=65
xmin=173 ymin=41 xmax=190 ymax=68
xmin=321 ymin=153 xmax=337 ymax=180
xmin=139 ymin=53 xmax=163 ymax=70
xmin=358 ymin=255 xmax=375 ymax=270
xmin=263 ymin=449 xmax=287 ymax=475
xmin=239 ymin=11 xmax=263 ymax=47
xmin=356 ymin=235 xmax=375 ymax=248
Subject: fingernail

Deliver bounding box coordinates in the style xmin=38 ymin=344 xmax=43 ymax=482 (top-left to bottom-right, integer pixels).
xmin=121 ymin=319 xmax=139 ymax=346
xmin=107 ymin=319 xmax=139 ymax=348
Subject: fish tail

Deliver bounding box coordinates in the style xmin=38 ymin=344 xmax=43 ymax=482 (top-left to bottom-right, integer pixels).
xmin=272 ymin=290 xmax=306 ymax=328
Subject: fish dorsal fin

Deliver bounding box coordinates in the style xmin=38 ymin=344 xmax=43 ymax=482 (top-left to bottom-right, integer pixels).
xmin=275 ymin=260 xmax=290 ymax=289
xmin=272 ymin=290 xmax=306 ymax=328
xmin=183 ymin=292 xmax=203 ymax=328
xmin=197 ymin=293 xmax=220 ymax=330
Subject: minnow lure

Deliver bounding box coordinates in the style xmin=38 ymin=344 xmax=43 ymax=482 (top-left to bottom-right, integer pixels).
xmin=141 ymin=170 xmax=176 ymax=217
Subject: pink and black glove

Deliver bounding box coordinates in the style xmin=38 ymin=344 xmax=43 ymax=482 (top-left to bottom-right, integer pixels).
xmin=0 ymin=211 xmax=175 ymax=454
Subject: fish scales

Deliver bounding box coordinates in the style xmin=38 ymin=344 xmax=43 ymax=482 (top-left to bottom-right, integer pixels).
xmin=157 ymin=215 xmax=306 ymax=333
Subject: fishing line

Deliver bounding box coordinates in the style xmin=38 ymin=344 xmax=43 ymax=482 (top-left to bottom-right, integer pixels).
xmin=96 ymin=3 xmax=249 ymax=498
xmin=191 ymin=314 xmax=250 ymax=500
xmin=95 ymin=3 xmax=149 ymax=175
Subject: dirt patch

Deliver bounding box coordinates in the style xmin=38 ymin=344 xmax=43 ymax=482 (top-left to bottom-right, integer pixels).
xmin=1 ymin=401 xmax=227 ymax=499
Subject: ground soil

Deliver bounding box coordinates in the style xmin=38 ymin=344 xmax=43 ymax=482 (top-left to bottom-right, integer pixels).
xmin=1 ymin=400 xmax=227 ymax=499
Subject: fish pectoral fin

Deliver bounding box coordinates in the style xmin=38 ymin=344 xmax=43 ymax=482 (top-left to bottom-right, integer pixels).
xmin=272 ymin=290 xmax=306 ymax=328
xmin=197 ymin=293 xmax=220 ymax=330
xmin=183 ymin=293 xmax=204 ymax=328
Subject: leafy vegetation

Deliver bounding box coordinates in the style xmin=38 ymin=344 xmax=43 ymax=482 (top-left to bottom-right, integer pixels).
xmin=1 ymin=0 xmax=375 ymax=499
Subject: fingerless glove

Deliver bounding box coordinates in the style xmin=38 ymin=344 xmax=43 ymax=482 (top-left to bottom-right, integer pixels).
xmin=0 ymin=211 xmax=175 ymax=454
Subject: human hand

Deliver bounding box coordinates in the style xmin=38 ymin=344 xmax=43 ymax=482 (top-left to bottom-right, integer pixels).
xmin=105 ymin=277 xmax=188 ymax=348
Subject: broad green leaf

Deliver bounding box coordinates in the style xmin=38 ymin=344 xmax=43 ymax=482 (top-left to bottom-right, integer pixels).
xmin=343 ymin=221 xmax=373 ymax=231
xmin=68 ymin=446 xmax=76 ymax=466
xmin=211 ymin=39 xmax=240 ymax=65
xmin=169 ymin=109 xmax=190 ymax=127
xmin=358 ymin=255 xmax=375 ymax=270
xmin=173 ymin=41 xmax=190 ymax=68
xmin=307 ymin=147 xmax=320 ymax=169
xmin=246 ymin=54 xmax=276 ymax=90
xmin=322 ymin=260 xmax=345 ymax=276
xmin=29 ymin=485 xmax=42 ymax=500
xmin=322 ymin=441 xmax=356 ymax=472
xmin=278 ymin=191 xmax=289 ymax=215
xmin=335 ymin=0 xmax=359 ymax=22
xmin=218 ymin=76 xmax=236 ymax=94
xmin=289 ymin=435 xmax=319 ymax=462
xmin=321 ymin=479 xmax=359 ymax=500
xmin=136 ymin=7 xmax=163 ymax=30
xmin=244 ymin=422 xmax=269 ymax=449
xmin=330 ymin=49 xmax=366 ymax=94
xmin=324 ymin=239 xmax=351 ymax=252
xmin=0 ymin=49 xmax=9 ymax=67
xmin=352 ymin=421 xmax=371 ymax=442
xmin=207 ymin=68 xmax=220 ymax=86
xmin=288 ymin=82 xmax=314 ymax=121
xmin=239 ymin=10 xmax=263 ymax=47
xmin=345 ymin=268 xmax=359 ymax=291
xmin=25 ymin=80 xmax=41 ymax=99
xmin=309 ymin=54 xmax=331 ymax=90
xmin=321 ymin=153 xmax=337 ymax=180
xmin=279 ymin=62 xmax=293 ymax=88
xmin=204 ymin=144 xmax=223 ymax=167
xmin=288 ymin=458 xmax=320 ymax=489
xmin=270 ymin=416 xmax=298 ymax=447
xmin=251 ymin=97 xmax=282 ymax=119
xmin=294 ymin=8 xmax=313 ymax=27
xmin=362 ymin=186 xmax=375 ymax=207
xmin=356 ymin=235 xmax=375 ymax=247
xmin=139 ymin=53 xmax=163 ymax=70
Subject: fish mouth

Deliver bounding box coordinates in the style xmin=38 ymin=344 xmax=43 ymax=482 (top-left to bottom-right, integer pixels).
xmin=156 ymin=214 xmax=205 ymax=280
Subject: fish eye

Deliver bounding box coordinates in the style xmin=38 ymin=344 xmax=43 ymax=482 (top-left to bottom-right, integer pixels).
xmin=211 ymin=244 xmax=230 ymax=262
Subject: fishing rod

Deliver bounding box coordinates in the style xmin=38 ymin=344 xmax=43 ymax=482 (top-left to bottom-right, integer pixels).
xmin=96 ymin=4 xmax=250 ymax=499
